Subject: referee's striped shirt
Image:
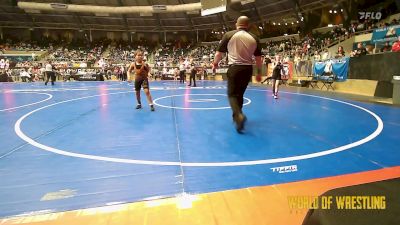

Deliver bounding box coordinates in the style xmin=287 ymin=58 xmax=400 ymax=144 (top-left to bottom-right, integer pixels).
xmin=216 ymin=28 xmax=262 ymax=66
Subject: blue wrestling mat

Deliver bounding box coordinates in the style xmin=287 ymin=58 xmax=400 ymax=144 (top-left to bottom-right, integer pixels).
xmin=0 ymin=81 xmax=399 ymax=217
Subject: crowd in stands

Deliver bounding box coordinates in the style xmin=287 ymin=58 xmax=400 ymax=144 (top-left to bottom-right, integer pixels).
xmin=0 ymin=36 xmax=67 ymax=53
xmin=153 ymin=43 xmax=193 ymax=66
xmin=1 ymin=10 xmax=400 ymax=82
xmin=0 ymin=59 xmax=10 ymax=71
xmin=106 ymin=40 xmax=152 ymax=65
xmin=261 ymin=16 xmax=400 ymax=64
xmin=48 ymin=46 xmax=99 ymax=63
xmin=47 ymin=40 xmax=107 ymax=64
xmin=0 ymin=41 xmax=45 ymax=52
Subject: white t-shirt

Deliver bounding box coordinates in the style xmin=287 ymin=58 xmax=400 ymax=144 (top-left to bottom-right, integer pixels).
xmin=45 ymin=63 xmax=52 ymax=72
xmin=179 ymin=64 xmax=185 ymax=71
xmin=20 ymin=71 xmax=31 ymax=78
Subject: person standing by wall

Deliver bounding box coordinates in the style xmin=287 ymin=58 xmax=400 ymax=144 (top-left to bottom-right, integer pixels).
xmin=271 ymin=55 xmax=284 ymax=99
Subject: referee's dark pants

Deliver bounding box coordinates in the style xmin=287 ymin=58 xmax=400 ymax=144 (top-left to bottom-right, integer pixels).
xmin=179 ymin=70 xmax=185 ymax=83
xmin=189 ymin=71 xmax=196 ymax=87
xmin=227 ymin=65 xmax=253 ymax=119
xmin=45 ymin=71 xmax=55 ymax=85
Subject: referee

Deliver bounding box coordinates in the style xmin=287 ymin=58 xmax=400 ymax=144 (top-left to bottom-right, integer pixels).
xmin=212 ymin=16 xmax=263 ymax=133
xmin=44 ymin=61 xmax=55 ymax=86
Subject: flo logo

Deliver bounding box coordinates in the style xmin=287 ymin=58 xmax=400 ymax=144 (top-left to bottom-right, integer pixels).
xmin=359 ymin=12 xmax=382 ymax=20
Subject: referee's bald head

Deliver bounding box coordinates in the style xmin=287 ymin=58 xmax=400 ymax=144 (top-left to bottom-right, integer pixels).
xmin=236 ymin=16 xmax=250 ymax=29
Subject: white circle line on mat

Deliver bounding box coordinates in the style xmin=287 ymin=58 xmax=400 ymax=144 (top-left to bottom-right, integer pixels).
xmin=14 ymin=89 xmax=383 ymax=167
xmin=153 ymin=94 xmax=251 ymax=110
xmin=0 ymin=92 xmax=53 ymax=112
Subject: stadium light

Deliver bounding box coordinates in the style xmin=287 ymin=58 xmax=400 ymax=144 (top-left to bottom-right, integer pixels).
xmin=201 ymin=0 xmax=227 ymax=16
xmin=50 ymin=3 xmax=68 ymax=9
xmin=152 ymin=5 xmax=167 ymax=11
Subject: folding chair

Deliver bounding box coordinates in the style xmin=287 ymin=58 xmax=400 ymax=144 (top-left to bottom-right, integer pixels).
xmin=308 ymin=60 xmax=321 ymax=89
xmin=309 ymin=74 xmax=320 ymax=89
xmin=320 ymin=74 xmax=335 ymax=91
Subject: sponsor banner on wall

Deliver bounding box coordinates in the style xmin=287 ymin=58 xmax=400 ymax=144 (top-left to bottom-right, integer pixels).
xmin=371 ymin=25 xmax=400 ymax=43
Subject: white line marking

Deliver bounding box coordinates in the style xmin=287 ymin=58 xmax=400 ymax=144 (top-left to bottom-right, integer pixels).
xmin=6 ymin=83 xmax=123 ymax=92
xmin=9 ymin=89 xmax=89 ymax=92
xmin=14 ymin=89 xmax=384 ymax=167
xmin=187 ymin=98 xmax=218 ymax=103
xmin=153 ymin=94 xmax=251 ymax=110
xmin=0 ymin=92 xmax=53 ymax=112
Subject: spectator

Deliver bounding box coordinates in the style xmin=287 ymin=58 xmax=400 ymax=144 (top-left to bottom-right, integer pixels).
xmin=20 ymin=69 xmax=31 ymax=82
xmin=336 ymin=46 xmax=346 ymax=58
xmin=314 ymin=51 xmax=321 ymax=61
xmin=322 ymin=48 xmax=330 ymax=60
xmin=381 ymin=42 xmax=391 ymax=52
xmin=5 ymin=59 xmax=10 ymax=70
xmin=392 ymin=36 xmax=400 ymax=52
xmin=353 ymin=43 xmax=367 ymax=57
xmin=0 ymin=59 xmax=5 ymax=72
xmin=366 ymin=44 xmax=374 ymax=54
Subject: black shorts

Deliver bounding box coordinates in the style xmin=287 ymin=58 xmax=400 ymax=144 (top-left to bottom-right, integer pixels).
xmin=134 ymin=78 xmax=149 ymax=91
xmin=271 ymin=74 xmax=281 ymax=80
